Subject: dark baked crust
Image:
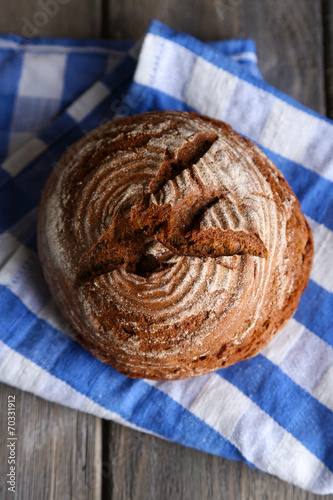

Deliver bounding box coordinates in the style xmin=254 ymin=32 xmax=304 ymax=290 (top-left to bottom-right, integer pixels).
xmin=37 ymin=111 xmax=313 ymax=380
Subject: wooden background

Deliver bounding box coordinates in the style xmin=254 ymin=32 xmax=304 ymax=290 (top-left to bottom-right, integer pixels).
xmin=0 ymin=1 xmax=332 ymax=499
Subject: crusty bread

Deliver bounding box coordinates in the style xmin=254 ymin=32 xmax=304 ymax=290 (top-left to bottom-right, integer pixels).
xmin=37 ymin=111 xmax=313 ymax=380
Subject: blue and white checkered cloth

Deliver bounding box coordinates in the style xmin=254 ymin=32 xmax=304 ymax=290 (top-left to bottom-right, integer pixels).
xmin=0 ymin=20 xmax=332 ymax=494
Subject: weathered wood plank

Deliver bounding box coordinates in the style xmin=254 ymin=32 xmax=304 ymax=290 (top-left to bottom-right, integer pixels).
xmin=106 ymin=0 xmax=325 ymax=114
xmin=0 ymin=0 xmax=103 ymax=38
xmin=237 ymin=0 xmax=326 ymax=115
xmin=107 ymin=0 xmax=240 ymax=41
xmin=323 ymin=0 xmax=333 ymax=118
xmin=0 ymin=383 xmax=102 ymax=500
xmin=103 ymin=423 xmax=327 ymax=500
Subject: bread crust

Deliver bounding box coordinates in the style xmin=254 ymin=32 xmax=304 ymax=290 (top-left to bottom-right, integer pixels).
xmin=37 ymin=111 xmax=313 ymax=380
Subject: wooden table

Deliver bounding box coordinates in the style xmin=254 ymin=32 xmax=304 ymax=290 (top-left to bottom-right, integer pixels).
xmin=0 ymin=1 xmax=332 ymax=499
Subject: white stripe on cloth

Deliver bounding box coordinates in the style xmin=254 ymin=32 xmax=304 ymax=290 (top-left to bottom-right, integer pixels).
xmin=150 ymin=374 xmax=330 ymax=493
xmin=259 ymin=100 xmax=318 ymax=164
xmin=262 ymin=319 xmax=304 ymax=365
xmin=0 ymin=238 xmax=72 ymax=336
xmin=134 ymin=34 xmax=197 ymax=102
xmin=262 ymin=319 xmax=333 ymax=412
xmin=0 ymin=230 xmax=32 ymax=270
xmin=266 ymin=432 xmax=325 ymax=491
xmin=0 ymin=234 xmax=69 ymax=334
xmin=0 ymin=340 xmax=160 ymax=437
xmin=18 ymin=53 xmax=66 ymax=99
xmin=184 ymin=58 xmax=239 ymax=120
xmin=135 ymin=34 xmax=239 ymax=119
xmin=312 ymin=367 xmax=333 ymax=411
xmin=311 ymin=466 xmax=333 ymax=495
xmin=232 ymin=51 xmax=258 ymax=63
xmin=8 ymin=132 xmax=36 ymax=158
xmin=134 ymin=33 xmax=333 ymax=183
xmin=308 ymin=216 xmax=333 ymax=293
xmin=2 ymin=138 xmax=47 ymax=176
xmin=67 ymin=82 xmax=111 ymax=123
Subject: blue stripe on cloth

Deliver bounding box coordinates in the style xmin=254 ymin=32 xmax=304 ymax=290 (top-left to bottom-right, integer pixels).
xmin=208 ymin=39 xmax=257 ymax=57
xmin=0 ymin=128 xmax=84 ymax=234
xmin=148 ymin=20 xmax=332 ymax=125
xmin=23 ymin=230 xmax=37 ymax=253
xmin=0 ymin=132 xmax=11 ymax=167
xmin=0 ymin=147 xmax=61 ymax=233
xmin=0 ymin=47 xmax=24 ymax=96
xmin=0 ymin=284 xmax=248 ymax=464
xmin=0 ymin=48 xmax=24 ymax=161
xmin=123 ymin=81 xmax=195 ymax=116
xmin=0 ymin=95 xmax=15 ymax=131
xmin=295 ymin=280 xmax=333 ymax=347
xmin=0 ymin=166 xmax=10 ymax=186
xmin=61 ymin=52 xmax=110 ymax=108
xmin=207 ymin=39 xmax=262 ymax=79
xmin=0 ymin=181 xmax=35 ymax=233
xmin=38 ymin=112 xmax=77 ymax=147
xmin=218 ymin=355 xmax=333 ymax=471
xmin=101 ymin=53 xmax=137 ymax=91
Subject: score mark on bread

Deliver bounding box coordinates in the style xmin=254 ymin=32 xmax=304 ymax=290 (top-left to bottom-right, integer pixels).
xmin=77 ymin=183 xmax=268 ymax=284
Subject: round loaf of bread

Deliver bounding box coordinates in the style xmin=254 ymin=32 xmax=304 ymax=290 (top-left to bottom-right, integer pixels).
xmin=37 ymin=111 xmax=313 ymax=380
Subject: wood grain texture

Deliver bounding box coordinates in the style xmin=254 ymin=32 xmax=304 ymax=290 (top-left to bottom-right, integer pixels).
xmin=0 ymin=0 xmax=103 ymax=38
xmin=0 ymin=383 xmax=102 ymax=500
xmin=106 ymin=0 xmax=325 ymax=113
xmin=237 ymin=0 xmax=326 ymax=115
xmin=323 ymin=0 xmax=333 ymax=118
xmin=103 ymin=423 xmax=328 ymax=500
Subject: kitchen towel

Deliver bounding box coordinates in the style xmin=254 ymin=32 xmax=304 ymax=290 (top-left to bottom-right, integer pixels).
xmin=0 ymin=20 xmax=332 ymax=494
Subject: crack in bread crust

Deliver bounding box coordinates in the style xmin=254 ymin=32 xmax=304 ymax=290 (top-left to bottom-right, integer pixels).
xmin=77 ymin=185 xmax=267 ymax=283
xmin=148 ymin=131 xmax=218 ymax=194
